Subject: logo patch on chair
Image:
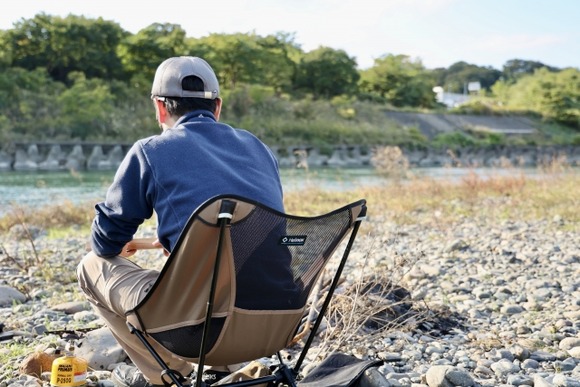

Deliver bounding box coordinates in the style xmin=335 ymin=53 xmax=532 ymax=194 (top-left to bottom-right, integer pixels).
xmin=279 ymin=235 xmax=307 ymax=245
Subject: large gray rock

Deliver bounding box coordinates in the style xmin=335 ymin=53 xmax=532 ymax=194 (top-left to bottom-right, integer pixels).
xmin=0 ymin=285 xmax=27 ymax=307
xmin=533 ymin=375 xmax=555 ymax=387
xmin=552 ymin=374 xmax=580 ymax=387
xmin=425 ymin=365 xmax=475 ymax=387
xmin=357 ymin=367 xmax=391 ymax=387
xmin=51 ymin=301 xmax=92 ymax=314
xmin=558 ymin=337 xmax=580 ymax=351
xmin=75 ymin=327 xmax=127 ymax=371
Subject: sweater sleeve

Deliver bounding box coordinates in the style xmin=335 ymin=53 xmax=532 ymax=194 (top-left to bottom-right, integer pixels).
xmin=90 ymin=142 xmax=155 ymax=258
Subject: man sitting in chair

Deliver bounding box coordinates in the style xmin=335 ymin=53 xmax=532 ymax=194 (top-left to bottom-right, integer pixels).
xmin=77 ymin=56 xmax=285 ymax=387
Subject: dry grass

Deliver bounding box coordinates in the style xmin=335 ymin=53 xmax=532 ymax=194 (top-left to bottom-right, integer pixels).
xmin=370 ymin=146 xmax=410 ymax=180
xmin=285 ymin=147 xmax=579 ymax=228
xmin=284 ymin=169 xmax=579 ymax=232
xmin=0 ymin=201 xmax=94 ymax=233
xmin=313 ymin=246 xmax=424 ymax=357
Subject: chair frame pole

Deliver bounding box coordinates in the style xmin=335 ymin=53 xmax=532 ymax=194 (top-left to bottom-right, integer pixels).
xmin=293 ymin=207 xmax=366 ymax=374
xmin=195 ymin=200 xmax=236 ymax=387
xmin=126 ymin=321 xmax=186 ymax=386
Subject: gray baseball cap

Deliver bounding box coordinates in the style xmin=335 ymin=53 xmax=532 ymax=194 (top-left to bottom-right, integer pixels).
xmin=151 ymin=56 xmax=219 ymax=99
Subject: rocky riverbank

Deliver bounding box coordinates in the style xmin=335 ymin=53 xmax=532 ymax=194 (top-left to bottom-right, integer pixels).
xmin=0 ymin=207 xmax=579 ymax=386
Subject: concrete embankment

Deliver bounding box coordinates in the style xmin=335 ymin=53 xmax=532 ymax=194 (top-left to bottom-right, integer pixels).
xmin=0 ymin=142 xmax=579 ymax=171
xmin=383 ymin=111 xmax=539 ymax=139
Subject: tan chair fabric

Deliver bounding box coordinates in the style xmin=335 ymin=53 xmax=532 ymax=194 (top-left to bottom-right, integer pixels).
xmin=126 ymin=195 xmax=365 ymax=366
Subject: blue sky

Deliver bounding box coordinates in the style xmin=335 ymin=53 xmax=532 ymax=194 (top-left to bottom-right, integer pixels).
xmin=1 ymin=0 xmax=578 ymax=71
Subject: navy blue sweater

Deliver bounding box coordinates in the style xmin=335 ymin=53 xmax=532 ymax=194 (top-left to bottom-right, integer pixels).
xmin=90 ymin=110 xmax=284 ymax=257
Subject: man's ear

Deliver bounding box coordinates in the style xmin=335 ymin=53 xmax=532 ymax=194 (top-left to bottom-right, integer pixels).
xmin=156 ymin=99 xmax=168 ymax=123
xmin=214 ymin=98 xmax=222 ymax=120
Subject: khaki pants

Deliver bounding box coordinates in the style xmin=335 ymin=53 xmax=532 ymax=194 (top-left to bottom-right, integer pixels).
xmin=77 ymin=252 xmax=196 ymax=384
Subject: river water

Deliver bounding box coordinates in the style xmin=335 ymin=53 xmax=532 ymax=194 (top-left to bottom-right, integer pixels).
xmin=0 ymin=167 xmax=559 ymax=217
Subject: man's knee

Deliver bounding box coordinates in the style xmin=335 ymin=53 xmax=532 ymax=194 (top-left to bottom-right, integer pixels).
xmin=77 ymin=251 xmax=99 ymax=284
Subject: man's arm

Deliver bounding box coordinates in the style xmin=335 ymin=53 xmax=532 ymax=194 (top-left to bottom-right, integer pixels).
xmin=90 ymin=143 xmax=156 ymax=257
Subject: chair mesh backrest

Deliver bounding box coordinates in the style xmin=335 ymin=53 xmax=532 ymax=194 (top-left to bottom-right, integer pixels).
xmin=126 ymin=195 xmax=365 ymax=365
xmin=231 ymin=204 xmax=355 ymax=311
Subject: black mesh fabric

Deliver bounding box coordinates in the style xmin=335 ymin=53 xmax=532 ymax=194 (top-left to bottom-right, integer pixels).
xmin=230 ymin=205 xmax=352 ymax=310
xmin=149 ymin=317 xmax=225 ymax=358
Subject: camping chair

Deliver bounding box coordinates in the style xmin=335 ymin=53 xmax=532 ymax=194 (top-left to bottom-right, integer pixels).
xmin=125 ymin=194 xmax=367 ymax=387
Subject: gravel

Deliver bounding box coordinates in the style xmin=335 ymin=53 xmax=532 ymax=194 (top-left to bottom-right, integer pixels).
xmin=0 ymin=211 xmax=578 ymax=386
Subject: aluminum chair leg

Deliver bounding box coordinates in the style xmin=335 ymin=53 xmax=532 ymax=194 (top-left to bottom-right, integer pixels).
xmin=293 ymin=209 xmax=365 ymax=374
xmin=127 ymin=321 xmax=189 ymax=387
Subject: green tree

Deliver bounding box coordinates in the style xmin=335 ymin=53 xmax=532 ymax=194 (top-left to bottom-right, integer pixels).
xmin=196 ymin=33 xmax=269 ymax=90
xmin=294 ymin=47 xmax=359 ymax=99
xmin=56 ymin=72 xmax=116 ymax=140
xmin=191 ymin=32 xmax=300 ymax=95
xmin=117 ymin=23 xmax=187 ymax=93
xmin=255 ymin=32 xmax=300 ymax=94
xmin=4 ymin=13 xmax=126 ymax=83
xmin=502 ymin=59 xmax=559 ymax=83
xmin=359 ymin=54 xmax=435 ymax=108
xmin=0 ymin=67 xmax=64 ymax=141
xmin=184 ymin=36 xmax=213 ymax=59
xmin=0 ymin=29 xmax=11 ymax=69
xmin=492 ymin=67 xmax=580 ymax=129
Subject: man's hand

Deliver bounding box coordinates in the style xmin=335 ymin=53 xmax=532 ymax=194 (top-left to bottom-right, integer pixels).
xmin=151 ymin=239 xmax=170 ymax=257
xmin=119 ymin=237 xmax=165 ymax=257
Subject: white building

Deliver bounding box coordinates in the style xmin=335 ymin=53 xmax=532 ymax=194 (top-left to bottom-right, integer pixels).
xmin=432 ymin=86 xmax=471 ymax=108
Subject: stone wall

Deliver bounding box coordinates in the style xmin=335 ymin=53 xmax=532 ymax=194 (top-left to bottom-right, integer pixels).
xmin=0 ymin=143 xmax=579 ymax=171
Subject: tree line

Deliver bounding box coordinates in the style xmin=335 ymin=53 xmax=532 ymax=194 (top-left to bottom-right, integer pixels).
xmin=0 ymin=13 xmax=578 ymax=146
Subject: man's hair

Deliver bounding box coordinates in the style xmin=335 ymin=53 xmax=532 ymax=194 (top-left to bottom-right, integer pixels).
xmin=161 ymin=76 xmax=218 ymax=117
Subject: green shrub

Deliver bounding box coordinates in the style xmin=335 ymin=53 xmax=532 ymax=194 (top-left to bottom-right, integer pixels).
xmin=450 ymin=100 xmax=498 ymax=115
xmin=432 ymin=131 xmax=477 ymax=148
